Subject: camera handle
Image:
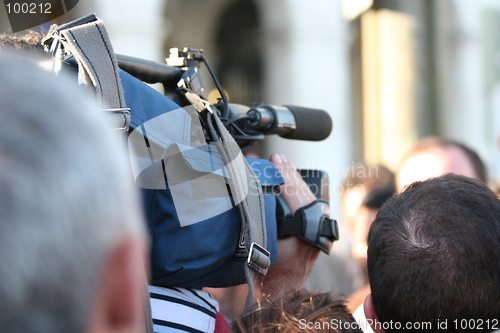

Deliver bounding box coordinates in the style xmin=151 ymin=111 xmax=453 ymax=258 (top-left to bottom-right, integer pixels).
xmin=275 ymin=169 xmax=339 ymax=254
xmin=276 ymin=198 xmax=339 ymax=254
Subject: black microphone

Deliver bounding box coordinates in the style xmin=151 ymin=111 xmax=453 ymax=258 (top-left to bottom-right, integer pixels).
xmin=114 ymin=54 xmax=333 ymax=141
xmin=245 ymin=104 xmax=333 ymax=141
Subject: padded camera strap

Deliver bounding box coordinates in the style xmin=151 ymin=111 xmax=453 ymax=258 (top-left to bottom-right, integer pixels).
xmin=206 ymin=112 xmax=270 ymax=309
xmin=45 ymin=18 xmax=153 ymax=333
xmin=60 ymin=23 xmax=123 ymax=108
xmin=42 ymin=15 xmax=130 ymax=130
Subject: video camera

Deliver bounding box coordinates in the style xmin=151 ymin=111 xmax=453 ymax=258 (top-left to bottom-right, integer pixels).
xmin=116 ymin=47 xmax=338 ymax=253
xmin=41 ymin=14 xmax=339 ymax=289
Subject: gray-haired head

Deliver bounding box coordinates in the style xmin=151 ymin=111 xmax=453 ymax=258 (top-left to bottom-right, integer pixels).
xmin=0 ymin=54 xmax=146 ymax=333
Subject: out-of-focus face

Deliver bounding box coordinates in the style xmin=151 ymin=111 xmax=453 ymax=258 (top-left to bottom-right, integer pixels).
xmin=351 ymin=206 xmax=379 ymax=261
xmin=342 ymin=186 xmax=379 ymax=261
xmin=396 ymin=146 xmax=477 ymax=192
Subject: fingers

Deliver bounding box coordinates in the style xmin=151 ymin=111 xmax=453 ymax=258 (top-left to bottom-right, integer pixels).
xmin=269 ymin=153 xmax=317 ymax=214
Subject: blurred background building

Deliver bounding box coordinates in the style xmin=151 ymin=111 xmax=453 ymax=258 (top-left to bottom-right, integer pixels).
xmin=1 ymin=0 xmax=499 ymax=254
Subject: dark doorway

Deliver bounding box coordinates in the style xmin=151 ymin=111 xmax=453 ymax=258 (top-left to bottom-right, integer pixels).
xmin=214 ymin=0 xmax=263 ymax=107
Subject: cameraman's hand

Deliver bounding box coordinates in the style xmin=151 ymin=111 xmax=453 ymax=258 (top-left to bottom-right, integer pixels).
xmin=258 ymin=153 xmax=323 ymax=300
xmin=271 ymin=153 xmax=318 ymax=214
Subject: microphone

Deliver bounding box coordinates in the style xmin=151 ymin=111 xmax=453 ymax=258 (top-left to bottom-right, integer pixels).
xmin=244 ymin=104 xmax=333 ymax=141
xmin=115 ymin=54 xmax=333 ymax=142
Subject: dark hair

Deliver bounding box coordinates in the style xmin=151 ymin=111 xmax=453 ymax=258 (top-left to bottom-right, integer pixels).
xmin=342 ymin=164 xmax=395 ymax=194
xmin=341 ymin=163 xmax=396 ymax=211
xmin=403 ymin=136 xmax=487 ymax=182
xmin=367 ymin=174 xmax=500 ymax=332
xmin=233 ymin=289 xmax=363 ymax=333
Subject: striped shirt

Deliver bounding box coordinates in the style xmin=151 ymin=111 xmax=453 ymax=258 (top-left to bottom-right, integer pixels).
xmin=149 ymin=285 xmax=224 ymax=333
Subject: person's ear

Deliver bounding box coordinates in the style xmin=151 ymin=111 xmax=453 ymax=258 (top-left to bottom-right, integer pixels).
xmin=86 ymin=235 xmax=146 ymax=333
xmin=363 ymin=293 xmax=386 ymax=333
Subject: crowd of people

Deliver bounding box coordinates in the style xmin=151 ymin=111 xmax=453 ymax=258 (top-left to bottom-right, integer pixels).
xmin=1 ymin=30 xmax=500 ymax=333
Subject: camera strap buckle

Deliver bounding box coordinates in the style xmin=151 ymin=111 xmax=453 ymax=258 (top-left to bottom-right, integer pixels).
xmin=101 ymin=108 xmax=131 ymax=131
xmin=247 ymin=242 xmax=271 ymax=275
xmin=183 ymin=91 xmax=213 ymax=113
xmin=277 ymin=199 xmax=339 ymax=254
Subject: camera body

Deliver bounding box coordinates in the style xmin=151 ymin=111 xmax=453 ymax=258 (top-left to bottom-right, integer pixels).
xmin=40 ymin=15 xmax=338 ymax=289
